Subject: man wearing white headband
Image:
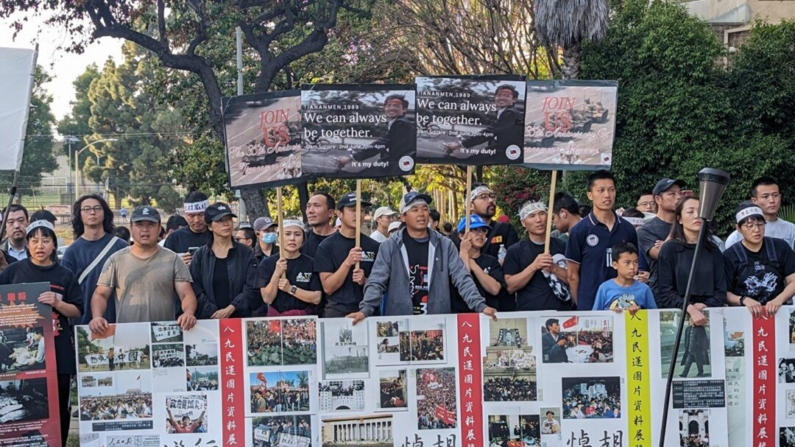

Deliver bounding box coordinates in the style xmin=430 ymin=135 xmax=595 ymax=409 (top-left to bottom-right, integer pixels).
xmin=724 ymin=201 xmax=795 ymax=318
xmin=164 ymin=191 xmax=212 ymax=266
xmin=466 ymin=183 xmax=518 ymax=262
xmin=725 ymin=176 xmax=795 ymax=250
xmin=504 ymin=201 xmax=571 ymax=311
xmin=349 ymin=191 xmax=497 ymax=324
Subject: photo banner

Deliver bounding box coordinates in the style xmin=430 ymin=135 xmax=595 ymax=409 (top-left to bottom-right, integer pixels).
xmin=222 ymin=91 xmax=302 ymax=189
xmin=0 ymin=282 xmax=61 ymax=447
xmin=76 ymin=308 xmax=795 ymax=447
xmin=301 ymin=84 xmax=417 ymax=179
xmin=523 ymin=80 xmax=619 ymax=170
xmin=415 ymin=75 xmax=526 ymax=165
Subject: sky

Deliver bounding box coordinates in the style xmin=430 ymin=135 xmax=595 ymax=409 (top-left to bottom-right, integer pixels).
xmin=0 ymin=12 xmax=123 ymax=126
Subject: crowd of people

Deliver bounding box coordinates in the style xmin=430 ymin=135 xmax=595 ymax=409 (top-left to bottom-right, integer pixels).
xmin=78 ymin=394 xmax=153 ymax=421
xmin=416 ymin=368 xmax=457 ymax=430
xmin=483 ymin=376 xmax=537 ymax=401
xmin=562 ymin=381 xmax=621 ymax=419
xmin=252 ymin=416 xmax=311 ymax=447
xmin=250 ymin=385 xmax=310 ymax=413
xmin=399 ymin=330 xmax=445 ymax=361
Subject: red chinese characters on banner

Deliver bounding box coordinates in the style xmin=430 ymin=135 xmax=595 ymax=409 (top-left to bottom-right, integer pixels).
xmin=752 ymin=315 xmax=775 ymax=447
xmin=220 ymin=319 xmax=245 ymax=446
xmin=457 ymin=314 xmax=483 ymax=447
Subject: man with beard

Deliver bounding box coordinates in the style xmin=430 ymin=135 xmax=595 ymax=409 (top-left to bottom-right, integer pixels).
xmin=637 ymin=178 xmax=685 ymax=294
xmin=164 ymin=191 xmax=212 ymax=266
xmin=302 ymin=193 xmax=337 ymax=258
xmin=443 ymin=85 xmax=524 ymax=155
xmin=462 ymin=184 xmax=519 ymax=261
xmin=62 ymin=195 xmax=129 ymax=325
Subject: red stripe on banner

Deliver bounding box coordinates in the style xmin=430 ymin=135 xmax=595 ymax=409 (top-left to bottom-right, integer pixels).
xmin=457 ymin=313 xmax=483 ymax=447
xmin=220 ymin=318 xmax=244 ymax=446
xmin=752 ymin=315 xmax=775 ymax=446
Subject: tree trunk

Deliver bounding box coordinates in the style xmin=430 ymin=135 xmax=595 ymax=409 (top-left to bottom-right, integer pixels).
xmin=241 ymin=188 xmax=269 ymax=221
xmin=562 ymin=43 xmax=582 ymax=80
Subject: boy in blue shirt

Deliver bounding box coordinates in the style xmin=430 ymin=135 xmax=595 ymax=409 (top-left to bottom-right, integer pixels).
xmin=593 ymin=242 xmax=656 ymax=313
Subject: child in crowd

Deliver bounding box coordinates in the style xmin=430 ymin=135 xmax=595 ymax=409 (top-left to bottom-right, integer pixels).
xmin=592 ymin=242 xmax=656 ymax=314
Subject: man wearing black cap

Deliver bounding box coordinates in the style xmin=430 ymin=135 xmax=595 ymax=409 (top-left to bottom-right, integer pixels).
xmin=349 ymin=192 xmax=497 ymax=322
xmin=89 ymin=205 xmax=198 ymax=333
xmin=314 ymin=192 xmax=380 ymax=318
xmin=164 ymin=191 xmax=212 ymax=266
xmin=637 ymin=178 xmax=685 ymax=294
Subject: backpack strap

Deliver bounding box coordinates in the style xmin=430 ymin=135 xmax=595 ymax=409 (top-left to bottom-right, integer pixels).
xmin=78 ymin=236 xmax=122 ymax=285
xmin=765 ymin=237 xmax=778 ymax=265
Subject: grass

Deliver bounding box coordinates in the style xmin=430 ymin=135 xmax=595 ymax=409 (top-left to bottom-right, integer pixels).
xmin=67 ymin=434 xmax=79 ymax=447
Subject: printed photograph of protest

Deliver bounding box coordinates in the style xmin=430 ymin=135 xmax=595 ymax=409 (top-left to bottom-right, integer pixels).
xmin=252 ymin=415 xmax=312 ymax=447
xmin=399 ymin=320 xmax=446 ymax=363
xmin=224 ymin=91 xmax=302 ymax=188
xmin=247 ymin=319 xmax=284 ymax=367
xmin=281 ymin=318 xmax=317 ymax=365
xmin=787 ymin=390 xmax=795 ymax=417
xmin=321 ymin=414 xmax=392 ymax=447
xmin=249 ymin=371 xmax=311 ymax=414
xmin=415 ymin=367 xmax=457 ymax=430
xmin=165 ymin=394 xmax=208 ymax=434
xmin=561 ymin=377 xmax=621 ymax=419
xmin=152 ymin=343 xmax=185 ymax=368
xmin=187 ymin=366 xmax=219 ymax=391
xmin=540 ymin=408 xmax=561 ymax=436
xmin=540 ymin=316 xmax=613 ymax=364
xmin=523 ymin=80 xmax=618 ymax=170
xmin=660 ymin=310 xmax=712 ymax=378
xmin=321 ymin=319 xmax=369 ymax=379
xmin=186 ymin=343 xmax=218 ymax=367
xmin=790 ymin=309 xmax=795 ymax=346
xmin=301 ymin=85 xmax=416 ymax=178
xmin=0 ymin=327 xmax=46 ymax=373
xmin=79 ymin=373 xmax=113 ymax=393
xmin=782 ymin=427 xmax=795 ymax=447
xmin=415 ymin=76 xmax=526 ymax=165
xmin=78 ymin=371 xmax=153 ymax=422
xmin=723 ymin=316 xmax=744 ymax=358
xmin=483 ymin=372 xmax=537 ymax=402
xmin=150 ymin=322 xmax=183 ymax=343
xmin=318 ymin=380 xmax=365 ymax=412
xmin=678 ymin=409 xmax=710 ymax=447
xmin=779 ymin=358 xmax=795 ymax=383
xmin=373 ymin=319 xmax=406 ymax=365
xmin=378 ymin=369 xmax=407 ymax=410
xmin=76 ymin=324 xmax=151 ymax=372
xmin=483 ymin=318 xmax=535 ymax=372
xmin=487 ymin=414 xmax=540 ymax=447
xmin=0 ymin=379 xmax=49 ymax=423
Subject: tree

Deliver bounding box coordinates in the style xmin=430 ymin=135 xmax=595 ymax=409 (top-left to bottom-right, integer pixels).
xmin=535 ymin=0 xmax=610 ymax=79
xmin=0 ymin=66 xmax=58 ymax=195
xmin=56 ymin=64 xmax=100 ymax=165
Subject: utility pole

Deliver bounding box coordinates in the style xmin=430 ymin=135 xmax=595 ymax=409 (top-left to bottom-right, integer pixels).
xmin=235 ymin=27 xmax=247 ymax=220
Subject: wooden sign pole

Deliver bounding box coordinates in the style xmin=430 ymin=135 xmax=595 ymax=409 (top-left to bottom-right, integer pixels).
xmin=276 ymin=186 xmax=286 ymax=278
xmin=544 ymin=170 xmax=558 ymax=254
xmin=465 ymin=165 xmax=473 ymax=233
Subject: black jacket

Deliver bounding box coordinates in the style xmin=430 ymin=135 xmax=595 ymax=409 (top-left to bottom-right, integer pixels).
xmin=190 ymin=240 xmax=258 ymax=318
xmin=353 ymin=115 xmax=415 ymax=161
xmin=656 ymin=240 xmax=727 ymax=309
xmin=462 ymin=106 xmax=524 ymax=151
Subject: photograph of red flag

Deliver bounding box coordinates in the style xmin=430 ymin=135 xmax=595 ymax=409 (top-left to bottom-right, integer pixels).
xmin=563 ymin=317 xmax=578 ymax=329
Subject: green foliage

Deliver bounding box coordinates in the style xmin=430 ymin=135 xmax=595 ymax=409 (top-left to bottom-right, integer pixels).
xmin=56 ymin=64 xmax=100 ymax=161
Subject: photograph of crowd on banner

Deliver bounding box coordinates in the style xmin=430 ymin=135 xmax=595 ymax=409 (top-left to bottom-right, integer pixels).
xmin=415 ymin=75 xmax=526 ymax=165
xmin=523 ymin=80 xmax=618 ymax=170
xmin=0 ymin=283 xmax=64 ymax=446
xmin=301 ymin=84 xmax=416 ymax=178
xmin=223 ymin=91 xmax=302 ymax=188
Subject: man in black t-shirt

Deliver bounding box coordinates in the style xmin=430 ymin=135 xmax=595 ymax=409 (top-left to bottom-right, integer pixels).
xmin=302 ymin=192 xmax=337 ymax=258
xmin=452 ymin=215 xmax=505 ymax=312
xmin=504 ymin=201 xmax=571 ymax=311
xmin=314 ymin=192 xmax=379 ymax=318
xmin=164 ymin=191 xmax=212 ymax=266
xmin=637 ymin=178 xmax=685 ymax=294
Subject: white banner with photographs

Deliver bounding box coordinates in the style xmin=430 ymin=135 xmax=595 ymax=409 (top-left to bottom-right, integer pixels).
xmin=74 ymin=309 xmax=795 ymax=446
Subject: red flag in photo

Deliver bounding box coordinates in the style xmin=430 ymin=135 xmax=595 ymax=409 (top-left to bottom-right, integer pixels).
xmin=435 ymin=405 xmax=455 ymax=425
xmin=257 ymin=372 xmax=268 ymax=387
xmin=563 ymin=317 xmax=578 ymax=329
xmin=269 ymin=320 xmax=281 ymax=334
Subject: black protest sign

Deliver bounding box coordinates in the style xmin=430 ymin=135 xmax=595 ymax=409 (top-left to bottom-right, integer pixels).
xmin=415 ymin=76 xmax=526 ymax=165
xmin=301 ymin=84 xmax=416 ymax=178
xmin=222 ymin=91 xmax=302 ymax=189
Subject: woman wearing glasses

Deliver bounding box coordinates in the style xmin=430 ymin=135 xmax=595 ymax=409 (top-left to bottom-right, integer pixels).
xmin=724 ymin=201 xmax=795 ymax=317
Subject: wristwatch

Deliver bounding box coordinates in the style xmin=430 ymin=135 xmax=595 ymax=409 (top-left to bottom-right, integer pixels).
xmin=739 ymin=296 xmax=747 ymax=306
xmin=290 ymin=285 xmax=297 ymax=295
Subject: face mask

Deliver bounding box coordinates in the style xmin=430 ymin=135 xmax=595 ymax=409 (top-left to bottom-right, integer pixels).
xmin=262 ymin=232 xmax=278 ymax=244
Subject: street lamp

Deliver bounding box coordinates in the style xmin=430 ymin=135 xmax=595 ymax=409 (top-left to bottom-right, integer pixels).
xmin=75 ymin=139 xmax=117 ymax=200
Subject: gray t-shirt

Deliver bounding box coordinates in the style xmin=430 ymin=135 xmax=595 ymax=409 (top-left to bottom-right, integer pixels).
xmin=725 ymin=217 xmax=795 ymax=250
xmin=98 ymin=247 xmax=192 ymax=323
xmin=636 ymin=216 xmax=672 ymax=293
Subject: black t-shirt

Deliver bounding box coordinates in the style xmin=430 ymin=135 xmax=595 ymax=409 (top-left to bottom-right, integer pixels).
xmin=403 ymin=232 xmax=431 ymax=315
xmin=636 ymin=217 xmax=672 ymax=293
xmin=164 ymin=227 xmax=211 ymax=254
xmin=301 ymin=231 xmax=332 ymax=259
xmin=451 ymin=254 xmax=504 ymax=313
xmin=503 ymin=238 xmax=569 ymax=311
xmin=482 ymin=221 xmax=520 ymax=258
xmin=314 ymin=232 xmax=379 ymax=317
xmin=0 ymin=259 xmax=83 ymax=375
xmin=724 ymin=238 xmax=795 ymax=305
xmin=212 ymin=257 xmax=231 ymax=309
xmin=256 ymin=254 xmax=322 ymax=314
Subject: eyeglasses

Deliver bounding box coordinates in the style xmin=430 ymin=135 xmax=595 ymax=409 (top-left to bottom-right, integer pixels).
xmin=742 ymin=222 xmax=766 ymax=230
xmin=475 ymin=193 xmax=496 ymax=201
xmin=81 ymin=206 xmax=103 ymax=214
xmin=637 ymin=201 xmax=654 ymax=208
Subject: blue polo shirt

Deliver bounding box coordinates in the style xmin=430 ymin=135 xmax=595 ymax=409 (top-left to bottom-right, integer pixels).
xmin=565 ymin=212 xmax=638 ymax=310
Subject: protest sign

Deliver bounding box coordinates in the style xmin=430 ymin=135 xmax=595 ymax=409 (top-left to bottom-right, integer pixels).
xmin=301 ymin=84 xmax=416 ymax=178
xmin=523 ymin=80 xmax=619 ymax=170
xmin=222 ymin=91 xmax=302 ymax=189
xmin=415 ymin=75 xmax=526 ymax=165
xmin=0 ymin=282 xmax=61 ymax=447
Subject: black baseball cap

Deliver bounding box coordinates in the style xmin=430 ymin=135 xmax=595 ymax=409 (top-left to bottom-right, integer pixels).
xmin=336 ymin=192 xmax=372 ymax=210
xmin=652 ymin=178 xmax=686 ymax=196
xmin=204 ymin=202 xmax=237 ymax=223
xmin=131 ymin=206 xmax=161 ymax=223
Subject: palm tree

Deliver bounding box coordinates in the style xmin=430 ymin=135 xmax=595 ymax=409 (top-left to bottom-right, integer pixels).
xmin=535 ymin=0 xmax=610 ymax=79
